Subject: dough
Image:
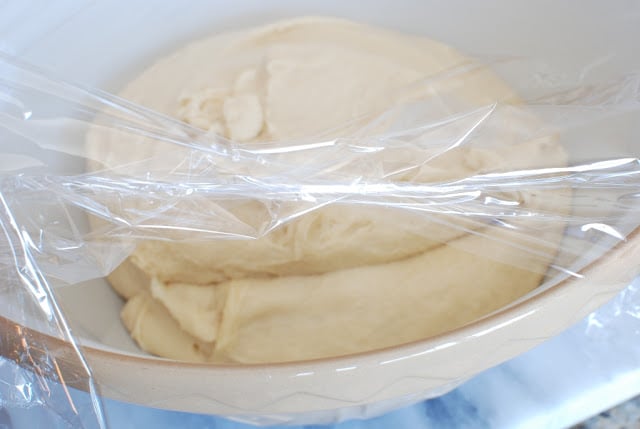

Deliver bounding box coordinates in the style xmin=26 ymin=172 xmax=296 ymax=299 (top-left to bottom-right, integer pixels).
xmin=87 ymin=17 xmax=569 ymax=363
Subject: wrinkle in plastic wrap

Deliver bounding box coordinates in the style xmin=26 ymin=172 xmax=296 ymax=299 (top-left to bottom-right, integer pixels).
xmin=1 ymin=30 xmax=640 ymax=428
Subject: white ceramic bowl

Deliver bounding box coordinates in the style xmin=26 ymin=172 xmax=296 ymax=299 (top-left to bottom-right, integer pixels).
xmin=1 ymin=1 xmax=639 ymax=426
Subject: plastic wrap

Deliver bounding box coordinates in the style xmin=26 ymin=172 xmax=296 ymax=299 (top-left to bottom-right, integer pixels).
xmin=1 ymin=2 xmax=640 ymax=427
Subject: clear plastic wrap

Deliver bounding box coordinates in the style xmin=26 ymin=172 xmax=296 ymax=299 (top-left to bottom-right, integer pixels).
xmin=1 ymin=2 xmax=640 ymax=427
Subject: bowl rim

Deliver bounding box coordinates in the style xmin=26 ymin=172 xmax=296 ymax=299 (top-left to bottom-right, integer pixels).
xmin=1 ymin=226 xmax=637 ymax=388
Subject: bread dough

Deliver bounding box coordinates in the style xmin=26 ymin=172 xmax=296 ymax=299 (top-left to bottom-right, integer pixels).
xmin=87 ymin=17 xmax=569 ymax=363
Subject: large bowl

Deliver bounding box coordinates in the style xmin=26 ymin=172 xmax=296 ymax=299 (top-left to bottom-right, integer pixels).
xmin=1 ymin=1 xmax=639 ymax=426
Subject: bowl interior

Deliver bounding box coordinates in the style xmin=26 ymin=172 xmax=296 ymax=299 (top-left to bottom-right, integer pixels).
xmin=2 ymin=0 xmax=640 ymax=363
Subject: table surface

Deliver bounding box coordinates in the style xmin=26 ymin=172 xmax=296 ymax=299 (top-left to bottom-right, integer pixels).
xmin=2 ymin=278 xmax=639 ymax=429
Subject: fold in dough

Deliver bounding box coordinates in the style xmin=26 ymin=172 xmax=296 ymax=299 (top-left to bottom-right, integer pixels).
xmin=88 ymin=17 xmax=570 ymax=363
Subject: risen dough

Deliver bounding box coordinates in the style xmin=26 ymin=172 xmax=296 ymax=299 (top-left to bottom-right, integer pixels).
xmin=87 ymin=17 xmax=569 ymax=363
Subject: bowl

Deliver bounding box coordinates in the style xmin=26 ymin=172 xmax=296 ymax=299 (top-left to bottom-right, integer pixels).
xmin=1 ymin=1 xmax=639 ymax=425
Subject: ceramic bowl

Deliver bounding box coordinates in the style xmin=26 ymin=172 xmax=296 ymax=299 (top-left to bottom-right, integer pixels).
xmin=1 ymin=1 xmax=639 ymax=425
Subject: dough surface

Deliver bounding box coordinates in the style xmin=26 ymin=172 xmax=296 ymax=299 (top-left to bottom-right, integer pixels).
xmin=87 ymin=17 xmax=569 ymax=363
